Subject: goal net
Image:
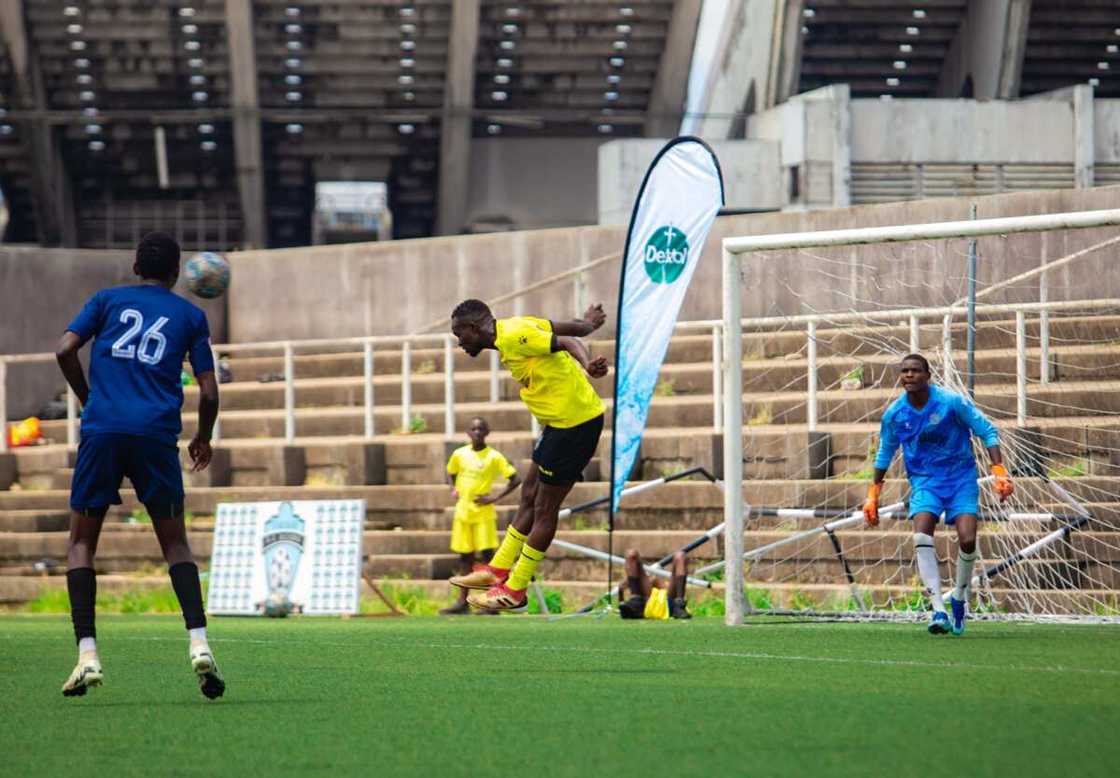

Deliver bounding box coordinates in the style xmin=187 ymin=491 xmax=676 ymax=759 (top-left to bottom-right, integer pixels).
xmin=716 ymin=209 xmax=1120 ymax=624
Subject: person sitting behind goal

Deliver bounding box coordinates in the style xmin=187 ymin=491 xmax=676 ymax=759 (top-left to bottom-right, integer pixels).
xmin=441 ymin=417 xmax=522 ymax=616
xmin=619 ymin=549 xmax=692 ymax=620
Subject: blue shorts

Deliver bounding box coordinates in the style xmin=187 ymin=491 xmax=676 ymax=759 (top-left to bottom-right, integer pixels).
xmin=907 ymin=479 xmax=979 ymax=525
xmin=70 ymin=433 xmax=184 ymax=515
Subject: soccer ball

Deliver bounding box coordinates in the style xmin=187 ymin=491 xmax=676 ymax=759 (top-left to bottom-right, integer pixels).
xmin=184 ymin=251 xmax=231 ymax=299
xmin=263 ymin=591 xmax=293 ymax=618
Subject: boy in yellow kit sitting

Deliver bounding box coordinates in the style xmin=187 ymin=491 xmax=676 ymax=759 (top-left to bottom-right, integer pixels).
xmin=441 ymin=417 xmax=522 ymax=615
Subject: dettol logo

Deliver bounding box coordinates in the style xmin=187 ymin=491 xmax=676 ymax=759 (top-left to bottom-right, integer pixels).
xmin=643 ymin=225 xmax=690 ymax=284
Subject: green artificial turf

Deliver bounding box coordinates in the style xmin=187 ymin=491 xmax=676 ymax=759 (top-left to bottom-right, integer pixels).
xmin=2 ymin=615 xmax=1118 ymax=777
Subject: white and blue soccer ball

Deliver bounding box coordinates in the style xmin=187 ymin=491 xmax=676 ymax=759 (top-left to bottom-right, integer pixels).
xmin=184 ymin=251 xmax=231 ymax=299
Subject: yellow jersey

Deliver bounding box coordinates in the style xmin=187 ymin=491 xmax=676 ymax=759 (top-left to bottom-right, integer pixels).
xmin=447 ymin=445 xmax=517 ymax=524
xmin=495 ymin=316 xmax=605 ymax=429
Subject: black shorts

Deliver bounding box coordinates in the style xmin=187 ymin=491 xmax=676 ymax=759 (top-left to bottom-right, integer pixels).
xmin=70 ymin=433 xmax=184 ymax=516
xmin=532 ymin=414 xmax=604 ymax=485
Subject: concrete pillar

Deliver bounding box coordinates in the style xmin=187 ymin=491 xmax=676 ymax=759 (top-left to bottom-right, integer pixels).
xmin=344 ymin=443 xmax=387 ymax=485
xmin=224 ymin=0 xmax=267 ymax=248
xmin=0 ymin=0 xmax=77 ymax=246
xmin=437 ymin=0 xmax=480 ymax=236
xmin=1073 ymin=84 xmax=1095 ymax=189
xmin=693 ymin=0 xmax=782 ymax=139
xmin=267 ymin=446 xmax=307 ymax=486
xmin=936 ymin=0 xmax=1031 ymax=100
xmin=644 ymin=0 xmax=702 ymax=138
xmin=1029 ymin=84 xmax=1094 ymax=189
xmin=997 ymin=0 xmax=1032 ymax=99
xmin=768 ymin=0 xmax=805 ymax=108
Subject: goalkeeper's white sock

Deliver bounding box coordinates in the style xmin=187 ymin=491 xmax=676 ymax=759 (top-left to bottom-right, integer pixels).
xmin=913 ymin=533 xmax=945 ymax=612
xmin=189 ymin=627 xmax=207 ymax=644
xmin=78 ymin=637 xmax=97 ymax=657
xmin=953 ymin=549 xmax=979 ymax=601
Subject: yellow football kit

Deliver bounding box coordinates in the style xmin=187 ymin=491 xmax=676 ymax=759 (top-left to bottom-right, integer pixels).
xmin=447 ymin=445 xmax=517 ymax=554
xmin=643 ymin=587 xmax=670 ymax=620
xmin=495 ymin=316 xmax=605 ymax=429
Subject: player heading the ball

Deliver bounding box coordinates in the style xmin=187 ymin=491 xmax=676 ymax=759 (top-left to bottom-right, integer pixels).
xmin=863 ymin=353 xmax=1014 ymax=636
xmin=55 ymin=232 xmax=225 ymax=699
xmin=449 ymin=300 xmax=609 ymax=612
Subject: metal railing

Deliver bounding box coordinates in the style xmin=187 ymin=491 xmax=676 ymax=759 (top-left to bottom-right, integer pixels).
xmin=0 ymin=297 xmax=1114 ymax=453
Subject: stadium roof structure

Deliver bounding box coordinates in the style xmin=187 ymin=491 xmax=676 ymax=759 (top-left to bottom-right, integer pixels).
xmin=0 ymin=0 xmax=1117 ymax=250
xmin=0 ymin=0 xmax=696 ymax=249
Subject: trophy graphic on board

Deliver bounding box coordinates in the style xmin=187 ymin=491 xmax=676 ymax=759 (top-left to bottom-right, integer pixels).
xmin=259 ymin=502 xmax=306 ymax=617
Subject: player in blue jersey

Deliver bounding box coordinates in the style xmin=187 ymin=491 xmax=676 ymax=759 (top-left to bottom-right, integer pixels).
xmin=54 ymin=233 xmax=224 ymax=699
xmin=863 ymin=354 xmax=1014 ymax=636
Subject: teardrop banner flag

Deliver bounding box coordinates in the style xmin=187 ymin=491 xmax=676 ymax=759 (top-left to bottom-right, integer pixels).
xmin=610 ymin=137 xmax=725 ymax=513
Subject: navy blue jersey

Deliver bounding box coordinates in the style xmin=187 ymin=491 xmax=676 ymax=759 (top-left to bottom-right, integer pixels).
xmin=874 ymin=384 xmax=999 ymax=487
xmin=67 ymin=285 xmax=214 ymax=444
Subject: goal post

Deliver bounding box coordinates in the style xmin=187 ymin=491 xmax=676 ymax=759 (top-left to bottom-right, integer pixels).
xmin=720 ymin=207 xmax=1120 ymax=625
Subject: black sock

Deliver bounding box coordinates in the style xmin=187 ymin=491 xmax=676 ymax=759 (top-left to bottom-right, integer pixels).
xmin=169 ymin=562 xmax=207 ymax=630
xmin=627 ymin=577 xmax=642 ymax=599
xmin=67 ymin=567 xmax=97 ymax=644
xmin=669 ymin=574 xmax=686 ymax=601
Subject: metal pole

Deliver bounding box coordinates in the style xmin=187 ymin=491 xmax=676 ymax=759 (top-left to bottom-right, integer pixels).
xmin=966 ymin=202 xmax=978 ymax=398
xmin=66 ymin=388 xmax=77 ymax=447
xmin=941 ymin=314 xmax=953 ymax=383
xmin=488 ymin=349 xmax=499 ymax=403
xmin=0 ymin=360 xmax=7 ymax=453
xmin=443 ymin=336 xmax=455 ymax=439
xmin=401 ymin=341 xmax=412 ymax=432
xmin=806 ymin=320 xmax=818 ymax=433
xmin=1039 ymin=256 xmax=1050 ymax=384
xmin=1015 ymin=310 xmax=1027 ymax=426
xmin=722 ymin=245 xmax=745 ymax=626
xmin=711 ymin=323 xmax=722 ymax=432
xmin=283 ymin=342 xmax=295 ymax=442
xmin=363 ymin=340 xmax=375 ymax=438
xmin=908 ymin=315 xmax=920 ymax=353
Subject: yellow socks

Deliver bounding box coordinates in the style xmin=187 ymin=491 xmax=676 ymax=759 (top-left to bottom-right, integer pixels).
xmin=489 ymin=526 xmax=528 ymax=571
xmin=507 ymin=544 xmax=546 ymax=591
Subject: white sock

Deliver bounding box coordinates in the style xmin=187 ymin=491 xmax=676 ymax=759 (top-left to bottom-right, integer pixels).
xmin=953 ymin=549 xmax=978 ymax=601
xmin=189 ymin=627 xmax=208 ymax=644
xmin=78 ymin=637 xmax=97 ymax=656
xmin=913 ymin=533 xmax=945 ymax=612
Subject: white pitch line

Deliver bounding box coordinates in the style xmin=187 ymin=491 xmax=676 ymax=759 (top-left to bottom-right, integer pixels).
xmin=6 ymin=632 xmax=1118 ymax=679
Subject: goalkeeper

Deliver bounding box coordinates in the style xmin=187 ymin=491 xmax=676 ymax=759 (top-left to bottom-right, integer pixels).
xmin=863 ymin=354 xmax=1013 ymax=636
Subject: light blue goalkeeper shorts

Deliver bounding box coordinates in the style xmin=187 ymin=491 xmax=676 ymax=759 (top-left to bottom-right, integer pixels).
xmin=907 ymin=478 xmax=980 ymax=524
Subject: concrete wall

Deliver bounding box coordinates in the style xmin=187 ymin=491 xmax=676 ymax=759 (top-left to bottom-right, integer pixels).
xmin=1094 ymin=100 xmax=1120 ymax=163
xmin=850 ymin=100 xmax=1076 ymax=163
xmin=465 ymin=137 xmax=602 ymax=231
xmin=749 ymin=85 xmax=850 ymax=209
xmin=0 ymin=247 xmax=227 ymax=419
xmin=226 ymin=185 xmax=1120 ymax=344
xmin=597 ymin=139 xmax=783 ymax=225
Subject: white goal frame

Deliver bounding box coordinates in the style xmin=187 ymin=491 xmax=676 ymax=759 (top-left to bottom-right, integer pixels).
xmin=720 ymin=207 xmax=1120 ymax=626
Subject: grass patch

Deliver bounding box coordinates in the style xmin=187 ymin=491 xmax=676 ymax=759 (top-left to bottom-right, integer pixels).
xmin=6 ymin=616 xmax=1117 ymax=776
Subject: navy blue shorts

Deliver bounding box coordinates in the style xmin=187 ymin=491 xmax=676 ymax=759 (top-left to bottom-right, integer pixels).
xmin=70 ymin=433 xmax=184 ymax=515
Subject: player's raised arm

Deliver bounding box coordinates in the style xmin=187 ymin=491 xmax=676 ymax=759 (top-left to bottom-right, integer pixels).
xmin=551 ymin=303 xmax=606 ymax=337
xmin=555 ymin=335 xmax=609 ymax=378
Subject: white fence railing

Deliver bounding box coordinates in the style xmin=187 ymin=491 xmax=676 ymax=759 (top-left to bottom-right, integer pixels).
xmin=1 ymin=297 xmax=1114 ymax=454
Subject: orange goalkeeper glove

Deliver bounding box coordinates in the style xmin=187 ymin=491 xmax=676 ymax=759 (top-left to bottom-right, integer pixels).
xmin=863 ymin=482 xmax=882 ymax=527
xmin=991 ymin=463 xmax=1014 ymax=502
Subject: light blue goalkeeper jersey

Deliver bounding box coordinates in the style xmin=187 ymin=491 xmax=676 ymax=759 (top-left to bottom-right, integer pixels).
xmin=874 ymin=384 xmax=1000 ymax=487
